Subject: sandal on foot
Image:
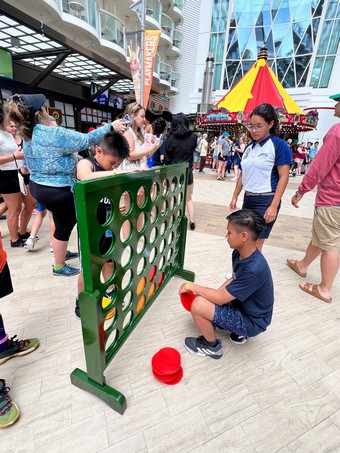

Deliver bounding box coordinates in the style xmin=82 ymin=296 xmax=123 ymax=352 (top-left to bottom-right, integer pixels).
xmin=299 ymin=282 xmax=332 ymax=303
xmin=286 ymin=259 xmax=306 ymax=278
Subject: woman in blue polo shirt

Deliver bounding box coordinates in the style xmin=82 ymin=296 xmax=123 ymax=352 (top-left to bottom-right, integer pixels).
xmin=229 ymin=103 xmax=291 ymax=251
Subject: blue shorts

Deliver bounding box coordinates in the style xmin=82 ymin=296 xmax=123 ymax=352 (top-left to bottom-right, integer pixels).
xmin=242 ymin=194 xmax=281 ymax=239
xmin=212 ymin=302 xmax=248 ymax=336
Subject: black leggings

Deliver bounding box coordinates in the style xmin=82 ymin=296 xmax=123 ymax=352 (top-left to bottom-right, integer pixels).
xmin=30 ymin=181 xmax=77 ymax=241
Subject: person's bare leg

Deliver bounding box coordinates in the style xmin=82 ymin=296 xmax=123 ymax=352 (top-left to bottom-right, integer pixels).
xmin=52 ymin=237 xmax=68 ymax=267
xmin=190 ymin=297 xmax=216 ymax=342
xmin=18 ymin=189 xmax=36 ymax=235
xmin=186 ymin=184 xmax=194 ymax=223
xmin=292 ymin=240 xmax=321 ymax=274
xmin=2 ymin=193 xmax=21 ymax=241
xmin=0 ymin=201 xmax=8 ymax=216
xmin=318 ymin=250 xmax=339 ymax=299
xmin=30 ymin=210 xmax=46 ymax=238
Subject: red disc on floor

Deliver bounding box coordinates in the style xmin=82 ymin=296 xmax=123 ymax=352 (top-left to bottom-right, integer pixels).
xmin=180 ymin=290 xmax=196 ymax=311
xmin=166 ymin=366 xmax=183 ymax=385
xmin=152 ymin=347 xmax=181 ymax=375
xmin=152 ymin=366 xmax=183 ymax=384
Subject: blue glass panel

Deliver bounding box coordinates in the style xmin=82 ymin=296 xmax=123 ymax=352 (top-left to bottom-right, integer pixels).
xmin=312 ymin=0 xmax=324 ymax=17
xmin=252 ymin=0 xmax=265 ymax=24
xmin=224 ymin=61 xmax=239 ymax=89
xmin=216 ymin=33 xmax=225 ymax=61
xmin=238 ymin=0 xmax=253 ymax=27
xmin=226 ymin=29 xmax=240 ymax=59
xmin=226 ymin=28 xmax=236 ymax=51
xmin=292 ymin=1 xmax=311 ymax=22
xmin=325 ymin=0 xmax=337 ymax=19
xmin=242 ymin=60 xmax=256 ymax=74
xmin=209 ymin=34 xmax=217 ymax=55
xmin=310 ymin=56 xmax=324 ymax=87
xmin=271 ymin=0 xmax=281 ymax=21
xmin=211 ymin=0 xmax=220 ymax=32
xmin=213 ymin=63 xmax=222 ymax=90
xmin=274 ymin=0 xmax=290 ymax=25
xmin=296 ymin=24 xmax=313 ymax=55
xmin=276 ymin=57 xmax=291 ymax=83
xmin=219 ymin=0 xmax=229 ymax=31
xmin=317 ymin=20 xmax=332 ymax=55
xmin=320 ymin=56 xmax=335 ymax=88
xmin=265 ymin=30 xmax=275 ymax=56
xmin=312 ymin=18 xmax=320 ymax=42
xmin=268 ymin=59 xmax=276 ymax=75
xmin=281 ymin=61 xmax=295 ymax=88
xmin=237 ymin=28 xmax=253 ymax=54
xmin=295 ymin=55 xmax=311 ymax=86
xmin=255 ymin=27 xmax=266 ymax=48
xmin=272 ymin=24 xmax=290 ymax=51
xmin=243 ymin=31 xmax=257 ymax=59
xmin=328 ymin=21 xmax=340 ymax=53
xmin=256 ymin=0 xmax=272 ymax=26
xmin=277 ymin=28 xmax=293 ymax=57
xmin=289 ymin=0 xmax=300 ymax=22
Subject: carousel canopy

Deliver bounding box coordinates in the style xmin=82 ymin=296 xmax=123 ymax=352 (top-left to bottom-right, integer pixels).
xmin=200 ymin=47 xmax=318 ymax=132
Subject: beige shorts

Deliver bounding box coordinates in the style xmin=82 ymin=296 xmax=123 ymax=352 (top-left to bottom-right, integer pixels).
xmin=311 ymin=206 xmax=340 ymax=252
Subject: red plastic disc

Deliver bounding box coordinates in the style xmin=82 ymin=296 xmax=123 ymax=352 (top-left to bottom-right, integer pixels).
xmin=180 ymin=290 xmax=196 ymax=311
xmin=152 ymin=367 xmax=183 ymax=384
xmin=166 ymin=366 xmax=183 ymax=385
xmin=152 ymin=347 xmax=181 ymax=374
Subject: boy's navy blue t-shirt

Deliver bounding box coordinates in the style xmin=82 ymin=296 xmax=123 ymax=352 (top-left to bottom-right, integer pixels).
xmin=226 ymin=249 xmax=274 ymax=336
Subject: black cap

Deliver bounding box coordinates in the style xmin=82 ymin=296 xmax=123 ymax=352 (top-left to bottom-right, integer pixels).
xmin=14 ymin=94 xmax=46 ymax=115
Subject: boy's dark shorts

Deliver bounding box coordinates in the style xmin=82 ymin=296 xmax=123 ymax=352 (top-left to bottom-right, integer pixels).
xmin=212 ymin=302 xmax=248 ymax=337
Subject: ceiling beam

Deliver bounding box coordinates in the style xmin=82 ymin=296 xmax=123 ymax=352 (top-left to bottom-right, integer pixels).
xmin=27 ymin=52 xmax=69 ymax=88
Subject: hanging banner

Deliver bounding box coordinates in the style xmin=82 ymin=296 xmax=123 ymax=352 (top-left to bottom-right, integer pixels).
xmin=143 ymin=30 xmax=160 ymax=108
xmin=126 ymin=31 xmax=142 ymax=104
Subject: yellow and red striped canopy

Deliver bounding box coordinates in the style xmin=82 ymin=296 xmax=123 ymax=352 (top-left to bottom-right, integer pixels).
xmin=214 ymin=58 xmax=304 ymax=114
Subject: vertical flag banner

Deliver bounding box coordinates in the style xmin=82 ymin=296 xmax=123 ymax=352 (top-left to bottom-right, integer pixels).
xmin=126 ymin=31 xmax=142 ymax=104
xmin=143 ymin=30 xmax=160 ymax=108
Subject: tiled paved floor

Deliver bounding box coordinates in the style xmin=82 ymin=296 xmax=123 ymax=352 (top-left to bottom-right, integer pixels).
xmin=1 ymin=169 xmax=339 ymax=452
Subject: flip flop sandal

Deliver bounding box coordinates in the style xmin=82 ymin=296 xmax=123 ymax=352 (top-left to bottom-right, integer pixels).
xmin=286 ymin=259 xmax=307 ymax=278
xmin=299 ymin=282 xmax=332 ymax=303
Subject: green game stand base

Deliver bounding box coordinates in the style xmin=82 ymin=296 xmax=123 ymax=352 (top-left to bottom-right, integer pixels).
xmin=71 ymin=368 xmax=127 ymax=414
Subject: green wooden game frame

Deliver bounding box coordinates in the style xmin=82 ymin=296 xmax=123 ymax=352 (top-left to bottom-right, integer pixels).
xmin=70 ymin=163 xmax=195 ymax=414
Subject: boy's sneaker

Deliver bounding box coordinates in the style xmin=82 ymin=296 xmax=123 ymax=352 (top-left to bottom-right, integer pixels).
xmin=24 ymin=236 xmax=37 ymax=251
xmin=65 ymin=250 xmax=79 ymax=260
xmin=0 ymin=336 xmax=40 ymax=365
xmin=52 ymin=264 xmax=80 ymax=277
xmin=0 ymin=379 xmax=20 ymax=428
xmin=184 ymin=335 xmax=223 ymax=359
xmin=229 ymin=333 xmax=248 ymax=345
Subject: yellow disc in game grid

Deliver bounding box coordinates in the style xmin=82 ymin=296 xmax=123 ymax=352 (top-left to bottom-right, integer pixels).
xmin=136 ymin=277 xmax=146 ymax=296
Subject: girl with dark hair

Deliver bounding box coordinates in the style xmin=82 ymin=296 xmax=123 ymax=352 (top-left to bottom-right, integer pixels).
xmin=164 ymin=113 xmax=197 ymax=230
xmin=229 ymin=103 xmax=291 ymax=250
xmin=151 ymin=117 xmax=167 ymax=166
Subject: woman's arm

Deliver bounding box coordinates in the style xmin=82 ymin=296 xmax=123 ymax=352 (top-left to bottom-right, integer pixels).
xmin=229 ymin=173 xmax=243 ymax=210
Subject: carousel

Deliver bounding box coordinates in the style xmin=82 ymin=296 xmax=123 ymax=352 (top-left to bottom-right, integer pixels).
xmin=198 ymin=47 xmax=318 ymax=137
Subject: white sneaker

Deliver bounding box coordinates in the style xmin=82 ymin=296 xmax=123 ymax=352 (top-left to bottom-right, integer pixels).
xmin=25 ymin=236 xmax=36 ymax=251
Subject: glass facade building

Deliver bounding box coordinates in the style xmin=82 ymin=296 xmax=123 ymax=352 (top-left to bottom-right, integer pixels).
xmin=209 ymin=0 xmax=340 ymax=91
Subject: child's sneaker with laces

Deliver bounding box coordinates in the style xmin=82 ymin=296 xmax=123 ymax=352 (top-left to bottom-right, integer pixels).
xmin=0 ymin=335 xmax=40 ymax=365
xmin=24 ymin=236 xmax=37 ymax=251
xmin=52 ymin=264 xmax=80 ymax=277
xmin=65 ymin=250 xmax=79 ymax=260
xmin=184 ymin=335 xmax=223 ymax=359
xmin=0 ymin=379 xmax=20 ymax=428
xmin=229 ymin=332 xmax=248 ymax=344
